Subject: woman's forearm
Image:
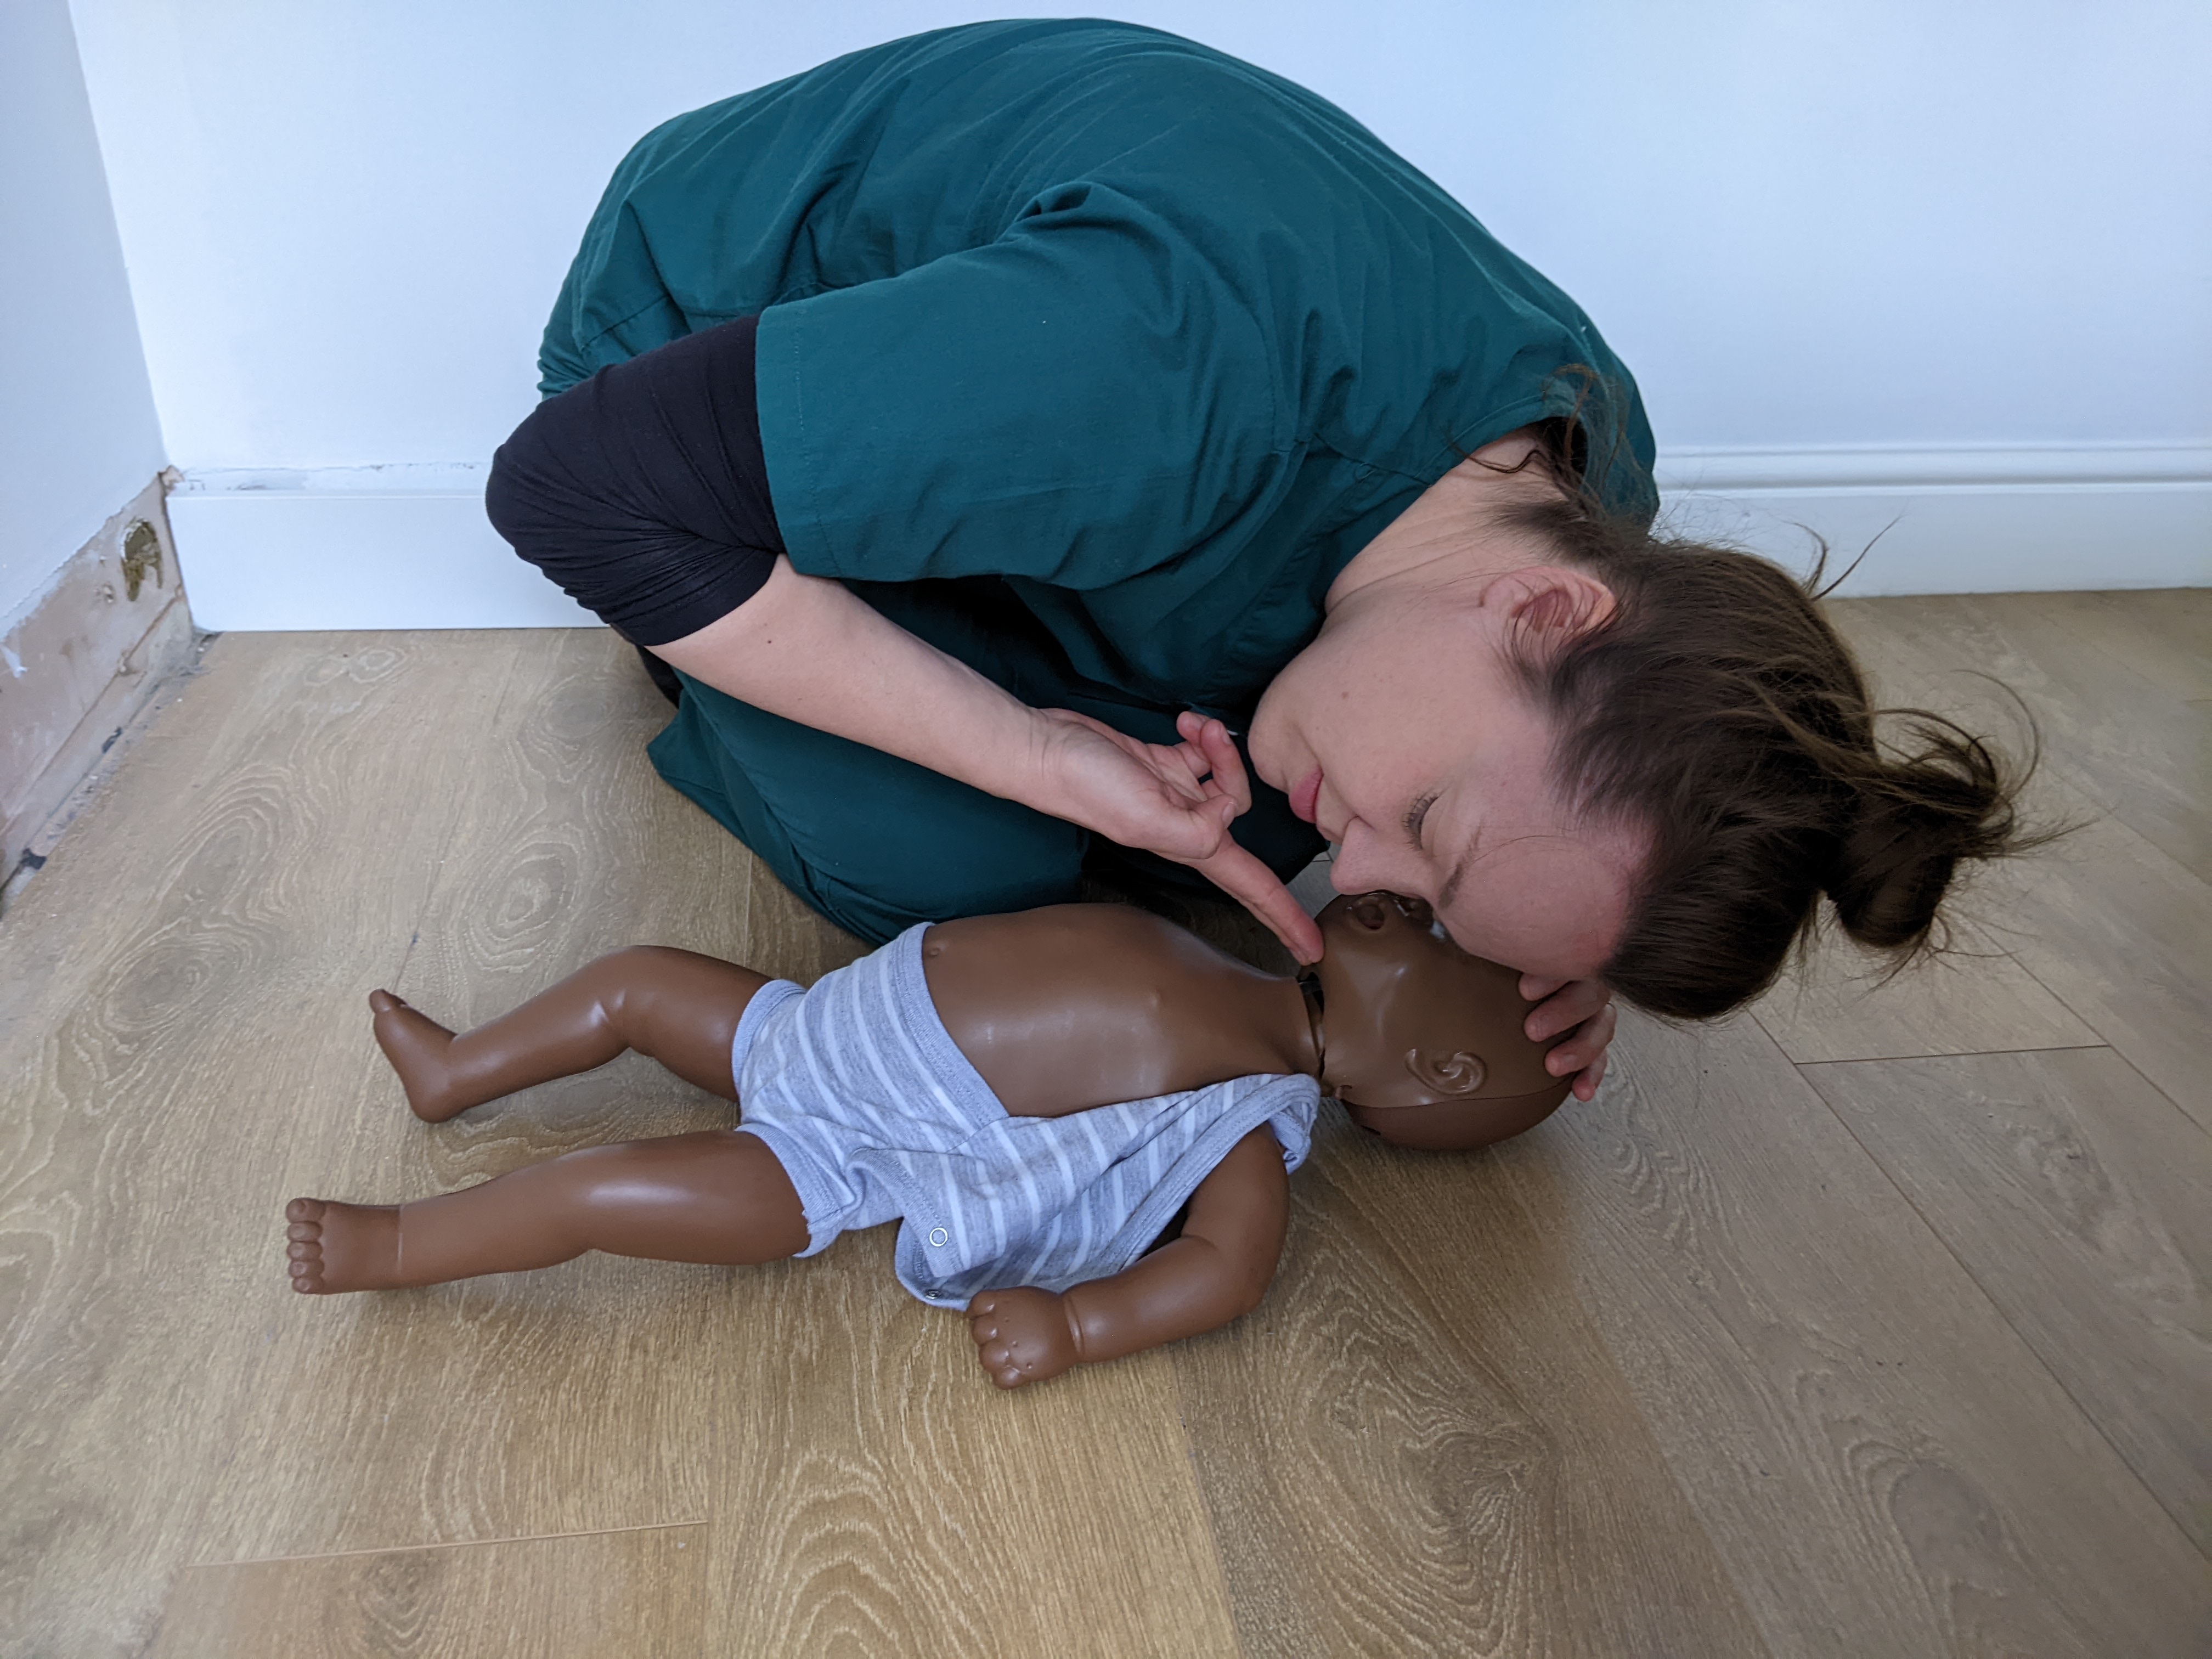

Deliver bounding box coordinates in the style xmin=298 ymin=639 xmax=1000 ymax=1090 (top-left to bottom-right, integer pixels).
xmin=651 ymin=556 xmax=1321 ymax=964
xmin=651 ymin=555 xmax=1052 ymax=808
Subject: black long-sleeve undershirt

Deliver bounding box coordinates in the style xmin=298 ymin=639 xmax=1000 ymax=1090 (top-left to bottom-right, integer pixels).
xmin=486 ymin=314 xmax=784 ymax=648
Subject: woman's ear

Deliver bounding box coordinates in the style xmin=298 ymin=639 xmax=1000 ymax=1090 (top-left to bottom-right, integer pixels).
xmin=1403 ymin=1047 xmax=1487 ymax=1099
xmin=1482 ymin=565 xmax=1616 ymax=642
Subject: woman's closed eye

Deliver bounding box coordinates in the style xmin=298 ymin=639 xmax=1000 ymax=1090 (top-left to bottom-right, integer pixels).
xmin=1402 ymin=791 xmax=1438 ymax=849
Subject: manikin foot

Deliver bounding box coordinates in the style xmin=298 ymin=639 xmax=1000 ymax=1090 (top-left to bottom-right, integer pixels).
xmin=369 ymin=989 xmax=471 ymax=1122
xmin=285 ymin=1197 xmax=404 ymax=1294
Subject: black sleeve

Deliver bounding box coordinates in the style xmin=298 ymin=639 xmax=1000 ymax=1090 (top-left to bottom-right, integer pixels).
xmin=485 ymin=314 xmax=786 ymax=647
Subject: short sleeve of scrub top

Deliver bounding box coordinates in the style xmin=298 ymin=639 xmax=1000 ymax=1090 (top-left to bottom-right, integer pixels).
xmin=538 ymin=18 xmax=1657 ymax=716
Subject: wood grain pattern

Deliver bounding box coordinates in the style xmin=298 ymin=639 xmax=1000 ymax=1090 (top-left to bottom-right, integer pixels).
xmin=1171 ymin=1111 xmax=1766 ymax=1659
xmin=153 ymin=1524 xmax=707 ymax=1657
xmin=1750 ymin=917 xmax=2098 ymax=1065
xmin=712 ymin=865 xmax=1246 ymax=1655
xmin=1827 ymin=594 xmax=2212 ymax=1130
xmin=0 ymin=632 xmax=534 ymax=1654
xmin=188 ymin=629 xmax=752 ymax=1565
xmin=6 ymin=597 xmax=2208 ymax=1656
xmin=1803 ymin=1046 xmax=2212 ymax=1553
xmin=2000 ymin=800 xmax=2212 ymax=1134
xmin=2023 ymin=588 xmax=2212 ymax=703
xmin=1524 ymin=1008 xmax=2211 ymax=1657
xmin=706 ymin=1223 xmax=1244 ymax=1657
xmin=1830 ymin=591 xmax=2208 ymax=881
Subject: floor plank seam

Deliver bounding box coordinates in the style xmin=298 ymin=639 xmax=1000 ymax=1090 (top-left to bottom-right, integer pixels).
xmin=183 ymin=1516 xmax=712 ymax=1572
xmin=1789 ymin=1041 xmax=2111 ymax=1067
xmin=2005 ymin=942 xmax=2211 ymax=1142
xmin=2099 ymin=1047 xmax=2212 ymax=1151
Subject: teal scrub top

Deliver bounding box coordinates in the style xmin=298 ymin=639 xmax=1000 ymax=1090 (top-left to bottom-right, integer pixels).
xmin=540 ymin=17 xmax=1656 ymax=725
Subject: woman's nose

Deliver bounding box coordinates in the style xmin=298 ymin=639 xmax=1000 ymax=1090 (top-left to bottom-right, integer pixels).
xmin=1328 ymin=825 xmax=1397 ymax=899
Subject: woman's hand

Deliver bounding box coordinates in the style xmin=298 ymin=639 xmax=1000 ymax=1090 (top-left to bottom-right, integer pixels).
xmin=656 ymin=567 xmax=1324 ymax=959
xmin=1516 ymin=974 xmax=1618 ymax=1102
xmin=1031 ymin=708 xmax=1324 ymax=963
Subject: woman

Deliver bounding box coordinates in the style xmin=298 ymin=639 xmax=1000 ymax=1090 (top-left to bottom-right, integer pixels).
xmin=487 ymin=20 xmax=2026 ymax=1100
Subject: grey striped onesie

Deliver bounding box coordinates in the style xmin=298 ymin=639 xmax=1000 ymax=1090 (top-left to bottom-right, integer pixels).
xmin=729 ymin=924 xmax=1319 ymax=1311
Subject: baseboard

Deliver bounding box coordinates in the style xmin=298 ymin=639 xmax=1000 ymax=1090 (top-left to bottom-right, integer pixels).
xmin=1655 ymin=444 xmax=2210 ymax=594
xmin=2 ymin=476 xmax=200 ymax=880
xmin=167 ymin=466 xmax=595 ymax=631
xmin=164 ymin=448 xmax=2210 ymax=630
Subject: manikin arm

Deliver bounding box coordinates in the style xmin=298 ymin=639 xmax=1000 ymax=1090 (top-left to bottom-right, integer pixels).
xmin=965 ymin=1126 xmax=1290 ymax=1389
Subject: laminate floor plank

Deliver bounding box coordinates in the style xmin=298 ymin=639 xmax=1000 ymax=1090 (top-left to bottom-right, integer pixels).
xmin=0 ymin=633 xmax=535 ymax=1655
xmin=1750 ymin=916 xmax=2099 ymax=1065
xmin=712 ymin=860 xmax=1242 ymax=1656
xmin=1528 ymin=1008 xmax=2210 ymax=1657
xmin=195 ymin=628 xmax=758 ymax=1565
xmin=1801 ymin=1046 xmax=2212 ymax=1553
xmin=704 ymin=1221 xmax=1244 ymax=1657
xmin=2022 ymin=588 xmax=2212 ymax=704
xmin=2000 ymin=803 xmax=2212 ymax=1134
xmin=1827 ymin=591 xmax=2208 ymax=883
xmin=1170 ymin=1114 xmax=1767 ymax=1659
xmin=1826 ymin=596 xmax=2212 ymax=1131
xmin=10 ymin=597 xmax=2208 ymax=1656
xmin=151 ymin=1522 xmax=708 ymax=1658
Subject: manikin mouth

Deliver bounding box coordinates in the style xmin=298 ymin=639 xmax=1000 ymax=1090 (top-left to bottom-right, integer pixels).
xmin=1344 ymin=891 xmax=1429 ymax=932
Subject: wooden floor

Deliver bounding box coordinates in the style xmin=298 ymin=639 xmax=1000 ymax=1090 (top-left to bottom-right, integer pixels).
xmin=1 ymin=593 xmax=2206 ymax=1657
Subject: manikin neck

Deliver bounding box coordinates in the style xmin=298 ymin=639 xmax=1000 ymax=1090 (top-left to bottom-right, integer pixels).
xmin=1293 ymin=972 xmax=1326 ymax=1086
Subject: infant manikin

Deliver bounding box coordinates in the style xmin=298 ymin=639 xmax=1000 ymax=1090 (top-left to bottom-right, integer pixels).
xmin=285 ymin=893 xmax=1572 ymax=1389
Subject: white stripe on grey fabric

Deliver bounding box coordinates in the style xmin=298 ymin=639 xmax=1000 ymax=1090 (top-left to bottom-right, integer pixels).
xmin=730 ymin=924 xmax=1319 ymax=1310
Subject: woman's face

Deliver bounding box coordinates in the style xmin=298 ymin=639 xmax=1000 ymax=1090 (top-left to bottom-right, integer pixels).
xmin=1248 ymin=574 xmax=1645 ymax=983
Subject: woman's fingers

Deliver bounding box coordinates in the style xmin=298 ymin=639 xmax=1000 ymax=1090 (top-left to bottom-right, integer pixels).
xmin=1517 ymin=975 xmax=1618 ymax=1103
xmin=1193 ymin=840 xmax=1325 ymax=964
xmin=1547 ymin=1002 xmax=1615 ymax=1101
xmin=1031 ymin=706 xmax=1323 ymax=961
xmin=1175 ymin=712 xmax=1254 ymax=815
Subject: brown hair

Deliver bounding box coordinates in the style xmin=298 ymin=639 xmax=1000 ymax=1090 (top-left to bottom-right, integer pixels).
xmin=1491 ymin=427 xmax=2046 ymax=1019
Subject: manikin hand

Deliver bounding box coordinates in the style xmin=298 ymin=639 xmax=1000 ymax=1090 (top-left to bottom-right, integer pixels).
xmin=1517 ymin=974 xmax=1618 ymax=1101
xmin=1031 ymin=708 xmax=1324 ymax=964
xmin=966 ymin=1286 xmax=1082 ymax=1390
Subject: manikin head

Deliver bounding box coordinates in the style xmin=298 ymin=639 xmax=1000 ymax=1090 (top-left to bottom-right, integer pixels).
xmin=1306 ymin=891 xmax=1572 ymax=1152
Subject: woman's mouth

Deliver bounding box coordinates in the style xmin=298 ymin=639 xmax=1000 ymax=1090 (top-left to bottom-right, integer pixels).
xmin=1288 ymin=769 xmax=1323 ymax=825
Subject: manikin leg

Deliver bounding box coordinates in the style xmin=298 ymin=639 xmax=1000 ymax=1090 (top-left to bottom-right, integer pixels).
xmin=286 ymin=1129 xmax=809 ymax=1293
xmin=371 ymin=946 xmax=772 ymax=1120
xmin=287 ymin=946 xmax=800 ymax=1293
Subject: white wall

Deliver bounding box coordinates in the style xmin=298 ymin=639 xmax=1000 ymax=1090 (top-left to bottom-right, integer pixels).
xmin=1 ymin=0 xmax=167 ymax=627
xmin=71 ymin=1 xmax=2212 ymax=624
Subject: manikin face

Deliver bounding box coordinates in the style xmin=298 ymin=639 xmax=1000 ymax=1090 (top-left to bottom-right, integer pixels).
xmin=1308 ymin=892 xmax=1572 ymax=1152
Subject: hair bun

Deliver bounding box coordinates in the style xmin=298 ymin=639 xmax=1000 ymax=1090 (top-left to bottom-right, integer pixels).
xmin=1823 ymin=716 xmax=2017 ymax=952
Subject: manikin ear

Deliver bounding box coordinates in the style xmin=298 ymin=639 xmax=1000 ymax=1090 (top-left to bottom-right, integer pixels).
xmin=1403 ymin=1047 xmax=1487 ymax=1099
xmin=1481 ymin=566 xmax=1616 ymax=644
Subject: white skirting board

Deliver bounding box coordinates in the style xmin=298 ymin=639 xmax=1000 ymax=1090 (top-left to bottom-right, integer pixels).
xmin=1654 ymin=444 xmax=2211 ymax=595
xmin=168 ymin=448 xmax=2211 ymax=631
xmin=167 ymin=466 xmax=595 ymax=631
